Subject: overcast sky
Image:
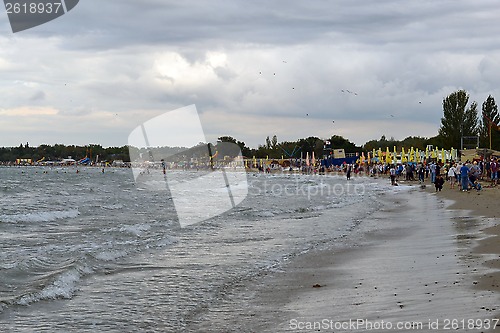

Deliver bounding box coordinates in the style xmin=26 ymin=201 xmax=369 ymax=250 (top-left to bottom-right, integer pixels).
xmin=1 ymin=0 xmax=500 ymax=149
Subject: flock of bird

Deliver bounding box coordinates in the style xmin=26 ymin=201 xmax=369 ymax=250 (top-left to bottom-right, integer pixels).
xmin=341 ymin=89 xmax=357 ymax=95
xmin=255 ymin=61 xmax=423 ymax=121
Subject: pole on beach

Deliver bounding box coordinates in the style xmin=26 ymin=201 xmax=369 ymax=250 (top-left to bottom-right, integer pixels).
xmin=490 ymin=122 xmax=492 ymax=150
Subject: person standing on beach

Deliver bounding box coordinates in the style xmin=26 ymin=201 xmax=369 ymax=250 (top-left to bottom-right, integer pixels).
xmin=460 ymin=163 xmax=470 ymax=191
xmin=161 ymin=159 xmax=166 ymax=175
xmin=447 ymin=163 xmax=457 ymax=189
xmin=456 ymin=162 xmax=462 ymax=182
xmin=434 ymin=174 xmax=445 ymax=191
xmin=469 ymin=161 xmax=481 ymax=184
xmin=491 ymin=158 xmax=498 ymax=186
xmin=346 ymin=164 xmax=352 ymax=180
xmin=418 ymin=164 xmax=425 ymax=183
xmin=389 ymin=165 xmax=396 ymax=185
xmin=430 ymin=162 xmax=436 ymax=184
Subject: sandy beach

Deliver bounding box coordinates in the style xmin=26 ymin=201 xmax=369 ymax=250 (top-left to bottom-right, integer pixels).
xmin=186 ymin=176 xmax=500 ymax=332
xmin=427 ymin=180 xmax=500 ymax=296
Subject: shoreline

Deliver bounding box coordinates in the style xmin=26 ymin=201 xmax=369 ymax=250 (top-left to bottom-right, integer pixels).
xmin=420 ymin=178 xmax=500 ymax=296
xmin=187 ymin=176 xmax=500 ymax=332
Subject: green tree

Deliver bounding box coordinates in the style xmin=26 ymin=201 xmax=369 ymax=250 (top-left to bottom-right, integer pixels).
xmin=217 ymin=136 xmax=237 ymax=144
xmin=271 ymin=135 xmax=278 ymax=150
xmin=297 ymin=136 xmax=323 ymax=158
xmin=218 ymin=136 xmax=251 ymax=157
xmin=438 ymin=90 xmax=479 ymax=149
xmin=480 ymin=95 xmax=500 ymax=150
xmin=265 ymin=136 xmax=271 ymax=150
xmin=329 ymin=135 xmax=362 ymax=153
xmin=400 ymin=136 xmax=427 ymax=150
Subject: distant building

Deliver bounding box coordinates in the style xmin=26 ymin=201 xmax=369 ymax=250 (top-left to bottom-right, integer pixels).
xmin=112 ymin=160 xmax=125 ymax=167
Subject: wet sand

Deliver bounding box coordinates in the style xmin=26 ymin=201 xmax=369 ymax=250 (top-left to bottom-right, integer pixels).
xmin=188 ymin=180 xmax=500 ymax=332
xmin=424 ymin=180 xmax=500 ymax=296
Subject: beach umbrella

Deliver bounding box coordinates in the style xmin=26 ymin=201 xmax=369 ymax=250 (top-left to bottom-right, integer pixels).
xmin=367 ymin=152 xmax=371 ymax=164
xmin=377 ymin=148 xmax=383 ymax=162
xmin=372 ymin=149 xmax=376 ymax=161
xmin=386 ymin=147 xmax=392 ymax=164
xmin=312 ymin=151 xmax=316 ymax=166
xmin=425 ymin=146 xmax=429 ymax=160
xmin=441 ymin=148 xmax=446 ymax=163
xmin=450 ymin=147 xmax=455 ymax=161
xmin=431 ymin=148 xmax=437 ymax=159
xmin=400 ymin=147 xmax=406 ymax=163
xmin=305 ymin=152 xmax=310 ymax=167
xmin=409 ymin=147 xmax=415 ymax=162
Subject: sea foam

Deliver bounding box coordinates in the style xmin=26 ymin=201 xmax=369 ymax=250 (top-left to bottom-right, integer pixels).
xmin=0 ymin=209 xmax=79 ymax=223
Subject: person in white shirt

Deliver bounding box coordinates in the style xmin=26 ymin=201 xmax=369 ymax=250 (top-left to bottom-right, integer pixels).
xmin=447 ymin=163 xmax=458 ymax=189
xmin=389 ymin=165 xmax=397 ymax=185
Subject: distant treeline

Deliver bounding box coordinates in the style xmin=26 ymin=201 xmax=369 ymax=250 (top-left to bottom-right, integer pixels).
xmin=0 ymin=129 xmax=476 ymax=162
xmin=0 ymin=144 xmax=130 ymax=162
xmin=0 ymin=134 xmax=440 ymax=162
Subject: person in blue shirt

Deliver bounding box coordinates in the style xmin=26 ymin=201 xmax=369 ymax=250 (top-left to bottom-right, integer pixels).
xmin=460 ymin=163 xmax=470 ymax=191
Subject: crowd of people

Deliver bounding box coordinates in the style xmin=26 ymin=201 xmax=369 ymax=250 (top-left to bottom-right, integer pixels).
xmin=384 ymin=157 xmax=499 ymax=192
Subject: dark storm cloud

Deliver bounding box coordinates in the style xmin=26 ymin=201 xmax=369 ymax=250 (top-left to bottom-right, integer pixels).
xmin=3 ymin=0 xmax=500 ymax=147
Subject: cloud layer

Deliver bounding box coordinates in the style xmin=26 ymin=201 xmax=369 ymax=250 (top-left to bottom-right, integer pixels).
xmin=1 ymin=0 xmax=499 ymax=148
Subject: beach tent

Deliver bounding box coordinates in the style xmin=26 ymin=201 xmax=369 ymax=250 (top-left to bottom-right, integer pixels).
xmin=78 ymin=157 xmax=91 ymax=165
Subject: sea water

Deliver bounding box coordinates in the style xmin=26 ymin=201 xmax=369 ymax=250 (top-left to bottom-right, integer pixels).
xmin=0 ymin=166 xmax=491 ymax=332
xmin=0 ymin=166 xmax=388 ymax=332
